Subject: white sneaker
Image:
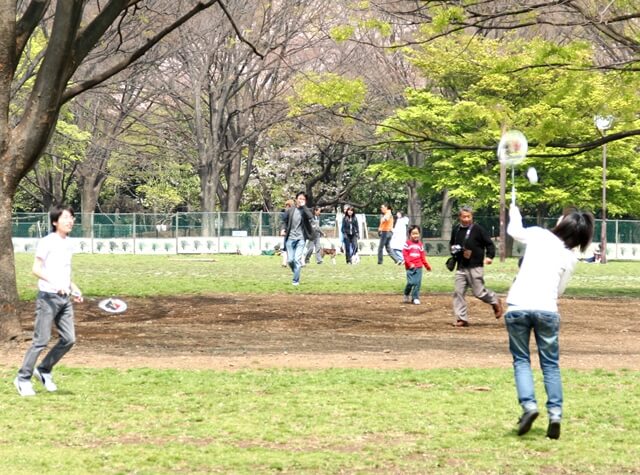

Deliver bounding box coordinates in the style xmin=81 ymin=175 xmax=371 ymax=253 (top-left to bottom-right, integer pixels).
xmin=403 ymin=295 xmax=410 ymax=303
xmin=413 ymin=299 xmax=421 ymax=305
xmin=292 ymin=281 xmax=299 ymax=286
xmin=14 ymin=377 xmax=36 ymax=397
xmin=33 ymin=368 xmax=57 ymax=392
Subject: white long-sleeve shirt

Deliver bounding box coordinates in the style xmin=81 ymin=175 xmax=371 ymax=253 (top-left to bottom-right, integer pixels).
xmin=506 ymin=205 xmax=576 ymax=313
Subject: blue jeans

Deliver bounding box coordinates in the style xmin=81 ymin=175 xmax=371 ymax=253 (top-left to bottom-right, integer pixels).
xmin=378 ymin=231 xmax=398 ymax=264
xmin=404 ymin=267 xmax=423 ymax=300
xmin=18 ymin=292 xmax=76 ymax=381
xmin=343 ymin=235 xmax=358 ymax=263
xmin=504 ymin=310 xmax=563 ymax=421
xmin=286 ymin=239 xmax=306 ymax=283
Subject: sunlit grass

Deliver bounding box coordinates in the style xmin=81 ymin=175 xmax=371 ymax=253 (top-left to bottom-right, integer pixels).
xmin=14 ymin=253 xmax=640 ymax=300
xmin=1 ymin=367 xmax=638 ymax=474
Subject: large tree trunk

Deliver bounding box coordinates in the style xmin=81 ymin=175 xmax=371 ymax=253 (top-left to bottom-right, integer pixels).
xmin=0 ymin=186 xmax=23 ymax=340
xmin=79 ymin=181 xmax=100 ymax=238
xmin=199 ymin=161 xmax=223 ymax=236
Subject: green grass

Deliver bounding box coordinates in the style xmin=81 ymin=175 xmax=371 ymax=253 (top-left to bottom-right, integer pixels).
xmin=1 ymin=367 xmax=638 ymax=474
xmin=7 ymin=253 xmax=640 ymax=473
xmin=13 ymin=253 xmax=640 ymax=300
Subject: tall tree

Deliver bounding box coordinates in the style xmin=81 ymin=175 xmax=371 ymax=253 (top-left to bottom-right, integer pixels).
xmin=0 ymin=1 xmax=252 ymax=340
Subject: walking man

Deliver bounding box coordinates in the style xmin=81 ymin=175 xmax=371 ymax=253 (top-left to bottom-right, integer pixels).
xmin=281 ymin=192 xmax=314 ymax=285
xmin=449 ymin=205 xmax=502 ymax=327
xmin=14 ymin=205 xmax=83 ymax=396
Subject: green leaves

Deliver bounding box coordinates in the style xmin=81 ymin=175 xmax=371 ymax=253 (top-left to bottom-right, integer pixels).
xmin=288 ymin=73 xmax=367 ymax=116
xmin=377 ymin=31 xmax=640 ymax=215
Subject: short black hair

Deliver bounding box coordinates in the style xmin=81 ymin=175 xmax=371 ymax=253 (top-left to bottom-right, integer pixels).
xmin=296 ymin=191 xmax=307 ymax=200
xmin=408 ymin=224 xmax=421 ymax=236
xmin=552 ymin=210 xmax=594 ymax=252
xmin=50 ymin=204 xmax=75 ymax=232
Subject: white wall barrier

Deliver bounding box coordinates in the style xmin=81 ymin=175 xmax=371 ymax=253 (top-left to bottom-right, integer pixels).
xmin=12 ymin=236 xmax=640 ymax=261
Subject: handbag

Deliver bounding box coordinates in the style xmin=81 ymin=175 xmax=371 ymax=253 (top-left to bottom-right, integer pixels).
xmin=446 ymin=256 xmax=456 ymax=272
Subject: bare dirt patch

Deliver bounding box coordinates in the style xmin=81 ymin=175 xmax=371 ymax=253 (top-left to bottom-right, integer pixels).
xmin=4 ymin=294 xmax=639 ymax=371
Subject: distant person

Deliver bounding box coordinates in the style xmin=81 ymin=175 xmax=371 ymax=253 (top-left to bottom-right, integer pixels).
xmin=505 ymin=204 xmax=594 ymax=440
xmin=305 ymin=206 xmax=324 ymax=265
xmin=449 ymin=205 xmax=502 ymax=327
xmin=14 ymin=205 xmax=83 ymax=397
xmin=389 ymin=210 xmax=410 ymax=265
xmin=378 ymin=204 xmax=400 ymax=264
xmin=583 ymin=243 xmax=601 ymax=263
xmin=341 ymin=206 xmax=359 ymax=264
xmin=338 ymin=203 xmax=350 ymax=254
xmin=402 ymin=225 xmax=432 ymax=305
xmin=280 ymin=199 xmax=294 ymax=267
xmin=280 ymin=192 xmax=314 ymax=286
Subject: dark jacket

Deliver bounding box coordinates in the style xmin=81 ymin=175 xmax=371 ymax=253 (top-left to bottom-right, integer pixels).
xmin=341 ymin=215 xmax=359 ymax=238
xmin=310 ymin=215 xmax=324 ymax=240
xmin=449 ymin=223 xmax=495 ymax=269
xmin=281 ymin=206 xmax=314 ymax=241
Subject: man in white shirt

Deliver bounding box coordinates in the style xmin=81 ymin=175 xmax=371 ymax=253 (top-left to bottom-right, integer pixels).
xmin=14 ymin=205 xmax=83 ymax=396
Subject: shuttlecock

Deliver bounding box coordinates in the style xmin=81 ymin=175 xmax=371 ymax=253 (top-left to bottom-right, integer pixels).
xmin=526 ymin=167 xmax=538 ymax=184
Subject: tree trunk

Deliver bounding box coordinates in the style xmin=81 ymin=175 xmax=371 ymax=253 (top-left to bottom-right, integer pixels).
xmin=406 ymin=181 xmax=422 ymax=226
xmin=440 ymin=189 xmax=454 ymax=240
xmin=199 ymin=161 xmax=222 ymax=236
xmin=0 ymin=186 xmax=23 ymax=340
xmin=79 ymin=182 xmax=99 ymax=238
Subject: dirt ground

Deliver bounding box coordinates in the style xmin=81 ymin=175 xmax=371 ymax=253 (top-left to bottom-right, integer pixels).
xmin=3 ymin=293 xmax=639 ymax=371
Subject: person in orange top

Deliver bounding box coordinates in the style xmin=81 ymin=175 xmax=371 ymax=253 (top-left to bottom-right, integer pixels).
xmin=378 ymin=204 xmax=400 ymax=264
xmin=402 ymin=225 xmax=432 ymax=305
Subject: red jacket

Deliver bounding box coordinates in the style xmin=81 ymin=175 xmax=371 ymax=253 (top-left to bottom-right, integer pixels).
xmin=402 ymin=240 xmax=431 ymax=271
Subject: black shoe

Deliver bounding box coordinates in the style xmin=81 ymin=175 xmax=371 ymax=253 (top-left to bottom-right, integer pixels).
xmin=547 ymin=420 xmax=561 ymax=439
xmin=517 ymin=410 xmax=539 ymax=436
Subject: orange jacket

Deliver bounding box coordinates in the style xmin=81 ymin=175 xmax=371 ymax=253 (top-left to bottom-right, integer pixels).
xmin=378 ymin=211 xmax=394 ymax=232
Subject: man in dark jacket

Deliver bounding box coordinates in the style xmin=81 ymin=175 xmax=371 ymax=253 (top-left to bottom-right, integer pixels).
xmin=280 ymin=191 xmax=314 ymax=285
xmin=449 ymin=205 xmax=502 ymax=327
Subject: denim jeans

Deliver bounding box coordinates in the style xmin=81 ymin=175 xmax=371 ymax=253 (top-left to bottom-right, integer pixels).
xmin=404 ymin=267 xmax=423 ymax=300
xmin=391 ymin=248 xmax=404 ymax=263
xmin=343 ymin=235 xmax=358 ymax=263
xmin=378 ymin=231 xmax=398 ymax=264
xmin=18 ymin=292 xmax=76 ymax=381
xmin=286 ymin=239 xmax=306 ymax=283
xmin=504 ymin=309 xmax=563 ymax=421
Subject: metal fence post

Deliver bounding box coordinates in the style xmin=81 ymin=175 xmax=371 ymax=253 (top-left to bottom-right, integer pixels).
xmin=615 ymin=219 xmax=619 ymax=259
xmin=259 ymin=211 xmax=263 ymax=253
xmin=133 ymin=213 xmax=136 ymax=254
xmin=217 ymin=211 xmax=221 ymax=254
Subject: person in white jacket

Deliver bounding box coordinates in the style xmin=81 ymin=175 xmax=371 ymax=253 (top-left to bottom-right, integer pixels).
xmin=389 ymin=211 xmax=410 ymax=265
xmin=505 ymin=204 xmax=594 ymax=440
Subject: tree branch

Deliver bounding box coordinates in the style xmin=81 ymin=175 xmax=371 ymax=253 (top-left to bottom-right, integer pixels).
xmin=62 ymin=1 xmax=222 ymax=102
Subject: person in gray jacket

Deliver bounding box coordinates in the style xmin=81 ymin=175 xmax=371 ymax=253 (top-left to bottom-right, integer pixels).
xmin=280 ymin=192 xmax=314 ymax=285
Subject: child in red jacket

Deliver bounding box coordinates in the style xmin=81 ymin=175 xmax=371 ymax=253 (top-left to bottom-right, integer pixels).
xmin=402 ymin=225 xmax=432 ymax=305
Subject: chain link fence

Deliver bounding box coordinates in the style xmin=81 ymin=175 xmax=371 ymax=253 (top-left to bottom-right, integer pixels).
xmin=11 ymin=211 xmax=640 ymax=258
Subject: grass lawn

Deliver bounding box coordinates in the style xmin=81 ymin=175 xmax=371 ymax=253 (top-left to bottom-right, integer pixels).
xmin=13 ymin=253 xmax=640 ymax=299
xmin=1 ymin=368 xmax=639 ymax=474
xmin=4 ymin=253 xmax=639 ymax=473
